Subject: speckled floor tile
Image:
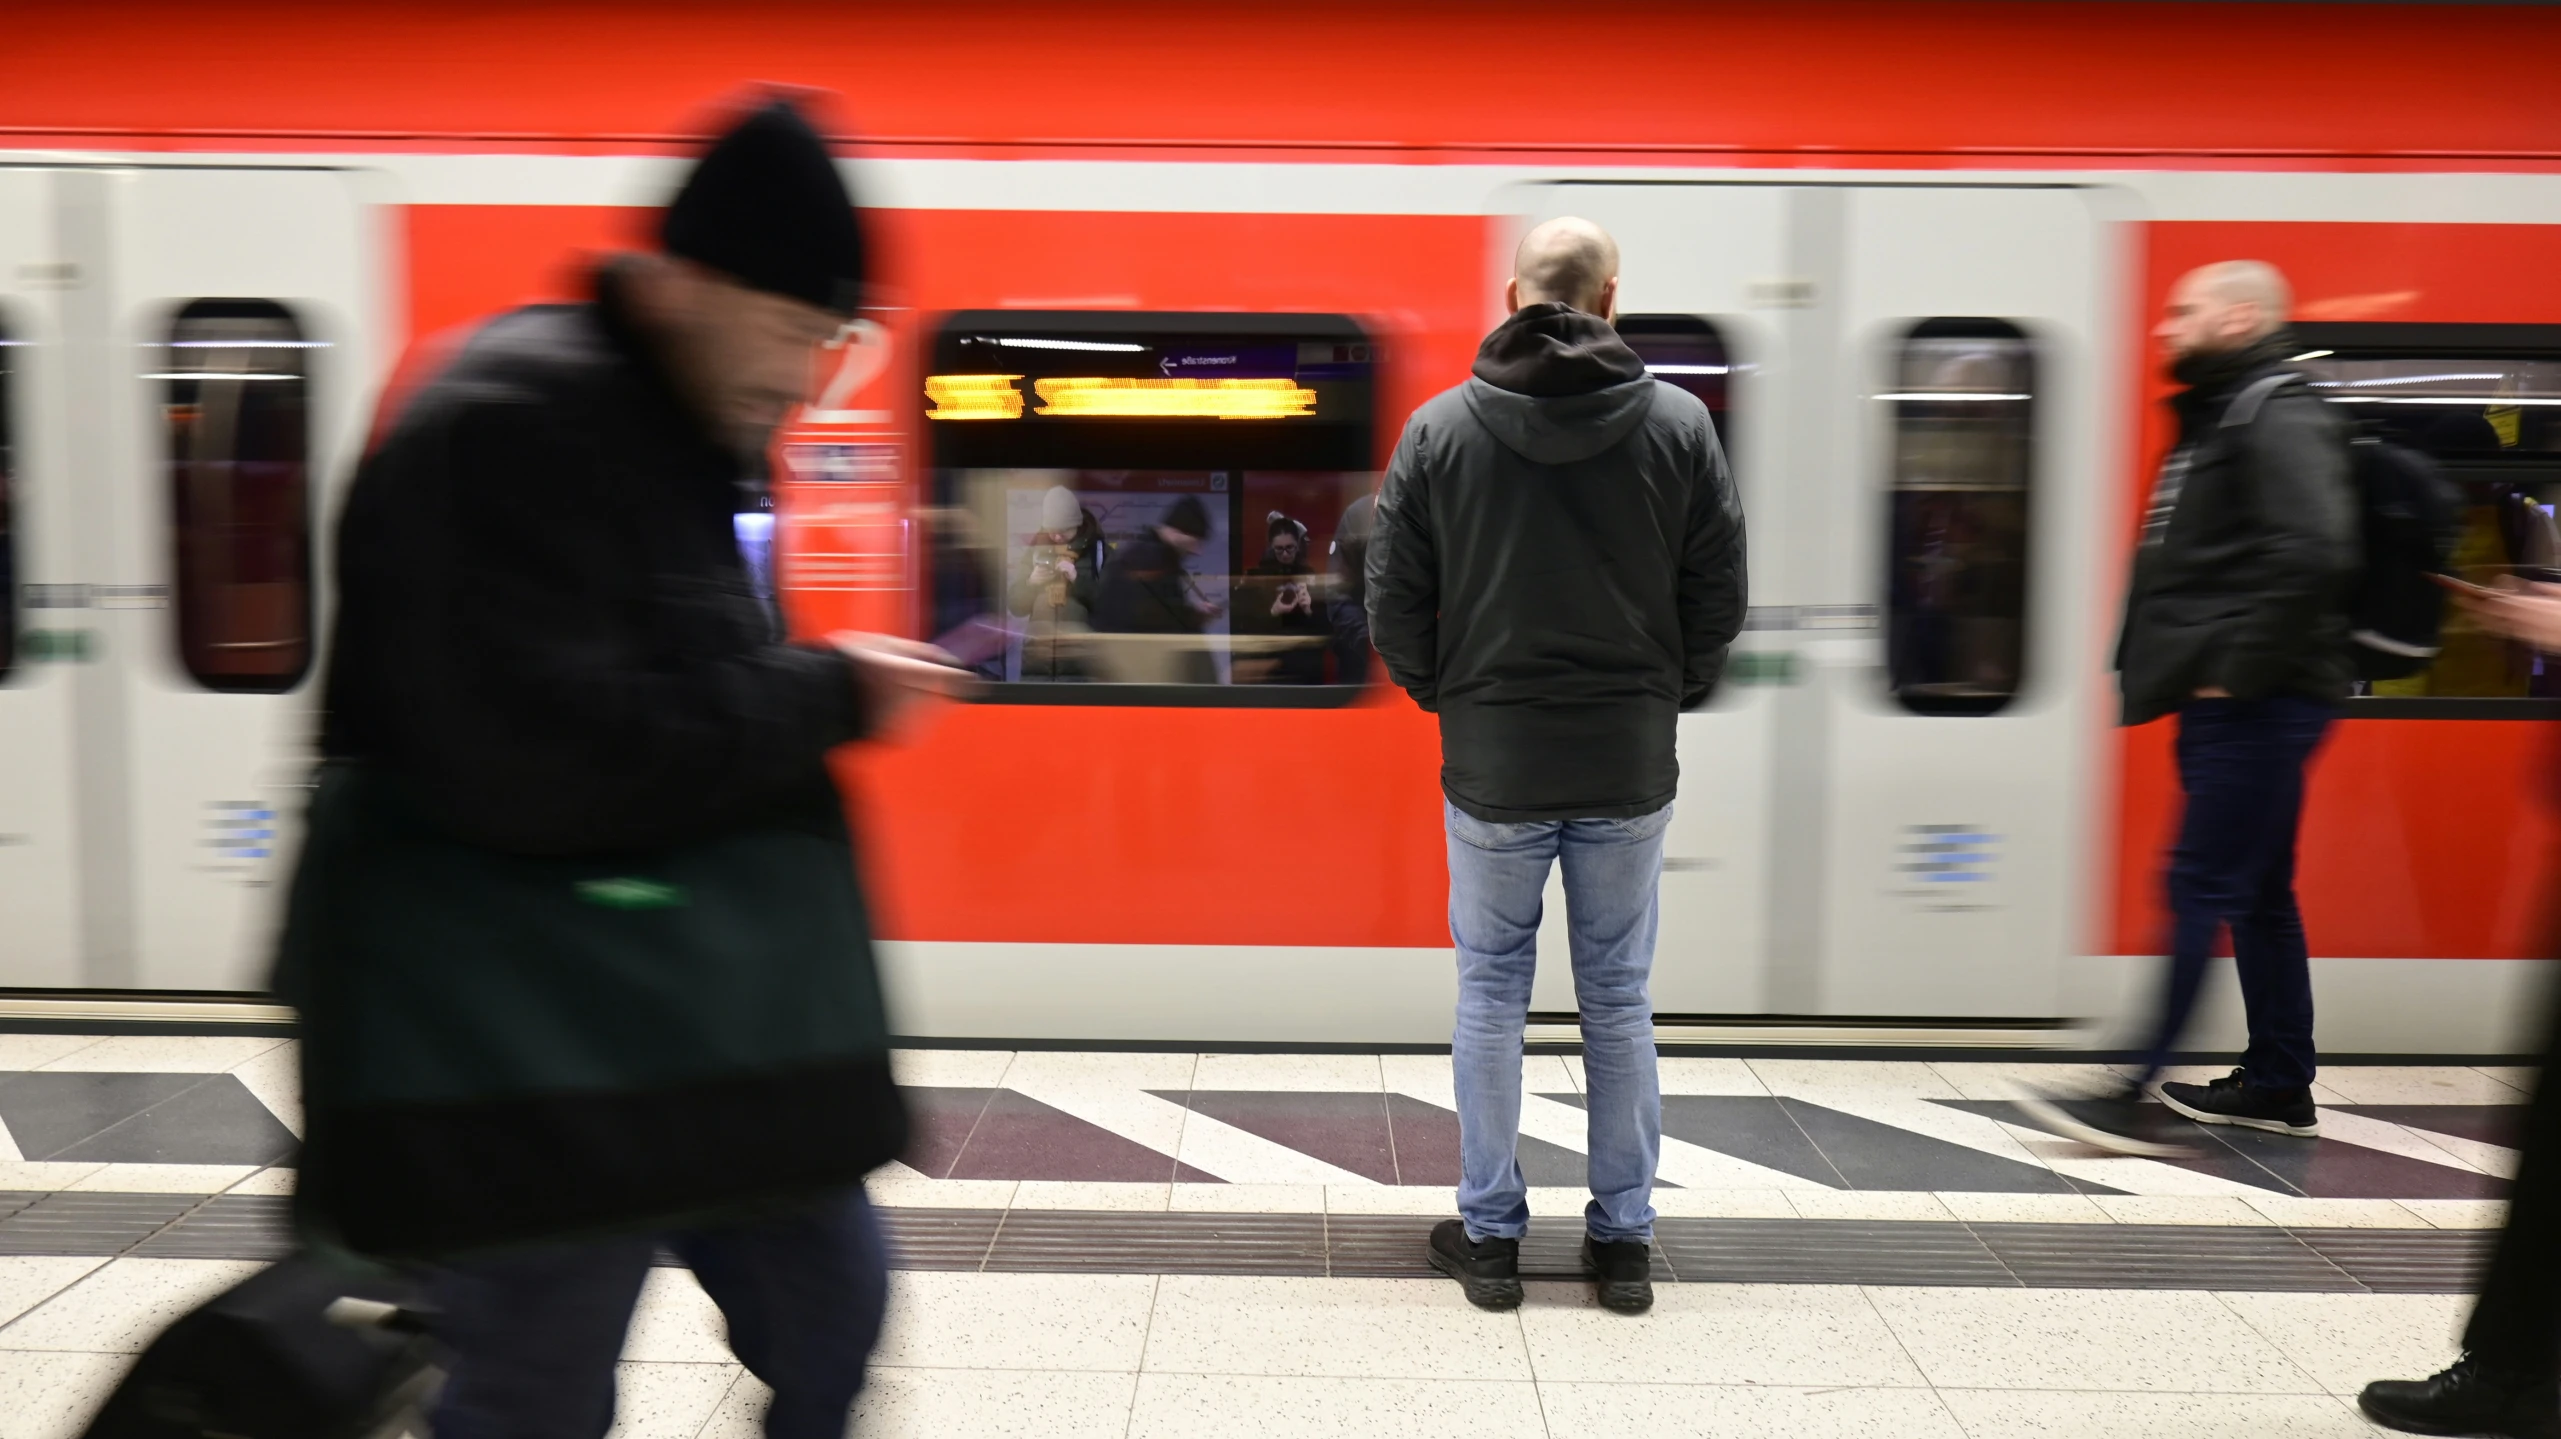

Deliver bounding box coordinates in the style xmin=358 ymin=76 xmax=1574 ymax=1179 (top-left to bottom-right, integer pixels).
xmin=0 ymin=1260 xmax=103 ymax=1329
xmin=0 ymin=1258 xmax=261 ymax=1353
xmin=1538 ymin=1382 xmax=1966 ymax=1439
xmin=603 ymin=1361 xmax=740 ymax=1439
xmin=1141 ymin=1275 xmax=1531 ymax=1381
xmin=1128 ymin=1373 xmax=1546 ymax=1439
xmin=1518 ymin=1281 xmax=1925 ymax=1388
xmin=2215 ymin=1290 xmax=2467 ymax=1396
xmin=855 ymin=1367 xmax=1138 ymax=1439
xmin=876 ymin=1270 xmax=1154 ymax=1371
xmin=1866 ymin=1286 xmax=2322 ymax=1393
xmin=1934 ymin=1388 xmax=2373 ymax=1438
xmin=0 ymin=1350 xmax=130 ymax=1439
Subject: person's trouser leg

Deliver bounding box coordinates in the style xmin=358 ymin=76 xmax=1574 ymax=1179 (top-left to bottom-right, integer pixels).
xmin=1559 ymin=805 xmax=1670 ymax=1244
xmin=2465 ymin=980 xmax=2561 ymax=1373
xmin=2135 ymin=699 xmax=2323 ymax=1087
xmin=1445 ymin=798 xmax=1562 ymax=1242
xmin=674 ymin=1187 xmax=891 ymax=1439
xmin=428 ymin=1234 xmax=659 ymax=1439
xmin=2228 ymin=698 xmax=2332 ymax=1092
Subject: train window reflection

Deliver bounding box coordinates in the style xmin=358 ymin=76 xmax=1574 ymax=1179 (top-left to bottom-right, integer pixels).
xmin=1885 ymin=319 xmax=2035 ymax=716
xmin=162 ymin=300 xmax=314 ymax=693
xmin=923 ymin=313 xmax=1378 ymax=705
xmin=0 ymin=319 xmax=15 ymax=682
xmin=2292 ymin=333 xmax=2561 ymax=705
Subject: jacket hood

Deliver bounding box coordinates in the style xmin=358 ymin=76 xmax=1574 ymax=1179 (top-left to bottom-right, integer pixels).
xmin=1464 ymin=303 xmax=1656 ymax=464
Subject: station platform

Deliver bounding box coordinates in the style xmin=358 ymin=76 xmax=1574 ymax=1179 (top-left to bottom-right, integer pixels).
xmin=0 ymin=1033 xmax=2522 ymax=1437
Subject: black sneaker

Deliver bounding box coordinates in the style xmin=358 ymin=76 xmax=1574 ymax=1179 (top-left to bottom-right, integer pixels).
xmin=2008 ymin=1079 xmax=2193 ymax=1158
xmin=1428 ymin=1218 xmax=1522 ymax=1311
xmin=2359 ymin=1355 xmax=2560 ymax=1438
xmin=1582 ymin=1236 xmax=1653 ymax=1315
xmin=2156 ymin=1068 xmax=2319 ymax=1137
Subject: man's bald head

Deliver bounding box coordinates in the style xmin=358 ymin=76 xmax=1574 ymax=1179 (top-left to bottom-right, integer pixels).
xmin=2156 ymin=259 xmax=2292 ymax=369
xmin=1508 ymin=217 xmax=1621 ymax=318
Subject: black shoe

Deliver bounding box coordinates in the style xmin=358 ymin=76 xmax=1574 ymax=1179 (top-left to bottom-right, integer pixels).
xmin=1428 ymin=1218 xmax=1522 ymax=1311
xmin=2008 ymin=1080 xmax=2193 ymax=1158
xmin=2156 ymin=1068 xmax=2319 ymax=1136
xmin=2359 ymin=1355 xmax=2560 ymax=1438
xmin=1582 ymin=1236 xmax=1654 ymax=1315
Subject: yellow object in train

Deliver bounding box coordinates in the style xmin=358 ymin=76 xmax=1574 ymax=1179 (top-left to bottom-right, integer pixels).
xmin=923 ymin=374 xmax=1025 ymax=421
xmin=2488 ymin=403 xmax=2521 ymax=449
xmin=1031 ymin=376 xmax=1318 ymax=420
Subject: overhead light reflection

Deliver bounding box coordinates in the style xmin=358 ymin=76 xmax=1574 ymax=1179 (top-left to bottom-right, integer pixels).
xmin=1646 ymin=364 xmax=1730 ymax=375
xmin=990 ymin=337 xmax=1148 ymax=353
xmin=1876 ymin=392 xmax=2032 ymax=402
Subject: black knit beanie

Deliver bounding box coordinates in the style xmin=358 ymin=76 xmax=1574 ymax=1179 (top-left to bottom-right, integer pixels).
xmin=661 ymin=98 xmax=867 ymax=316
xmin=1163 ymin=494 xmax=1212 ymax=539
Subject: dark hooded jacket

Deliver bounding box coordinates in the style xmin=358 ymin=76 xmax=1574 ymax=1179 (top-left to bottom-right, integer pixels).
xmin=1366 ymin=302 xmax=1747 ymax=821
xmin=2116 ymin=332 xmax=2359 ymax=726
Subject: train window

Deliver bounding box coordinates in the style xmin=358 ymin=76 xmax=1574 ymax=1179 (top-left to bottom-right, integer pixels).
xmin=922 ymin=312 xmax=1377 ymax=706
xmin=0 ymin=317 xmax=14 ymax=682
xmin=2292 ymin=325 xmax=2561 ymax=713
xmin=1883 ymin=319 xmax=2035 ymax=716
xmin=1616 ymin=314 xmax=1737 ymax=471
xmin=160 ymin=300 xmax=314 ymax=693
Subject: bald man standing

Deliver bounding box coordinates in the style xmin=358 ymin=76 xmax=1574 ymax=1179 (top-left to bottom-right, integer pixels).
xmin=2031 ymin=260 xmax=2356 ymax=1156
xmin=1368 ymin=218 xmax=1745 ymax=1315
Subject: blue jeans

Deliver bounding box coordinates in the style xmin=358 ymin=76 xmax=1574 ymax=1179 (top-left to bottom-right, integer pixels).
xmin=428 ymin=1187 xmax=888 ymax=1439
xmin=2136 ymin=695 xmax=2336 ymax=1092
xmin=1445 ymin=798 xmax=1669 ymax=1244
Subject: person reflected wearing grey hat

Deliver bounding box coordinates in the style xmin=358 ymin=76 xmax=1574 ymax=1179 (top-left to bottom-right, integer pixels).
xmin=296 ymin=94 xmax=965 ymax=1439
xmin=1008 ymin=484 xmax=1108 ymax=682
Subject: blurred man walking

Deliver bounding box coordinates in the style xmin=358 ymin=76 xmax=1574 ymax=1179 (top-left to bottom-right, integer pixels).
xmin=1368 ymin=217 xmax=1746 ymax=1315
xmin=283 ymin=97 xmax=964 ymax=1439
xmin=2026 ymin=261 xmax=2356 ymax=1156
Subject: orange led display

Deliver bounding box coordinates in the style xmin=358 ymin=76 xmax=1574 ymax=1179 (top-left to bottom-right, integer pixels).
xmin=923 ymin=374 xmax=1024 ymax=420
xmin=1030 ymin=376 xmax=1318 ymax=420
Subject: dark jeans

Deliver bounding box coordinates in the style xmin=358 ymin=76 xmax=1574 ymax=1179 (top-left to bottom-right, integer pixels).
xmin=428 ymin=1187 xmax=888 ymax=1439
xmin=2135 ymin=695 xmax=2336 ymax=1091
xmin=2470 ymin=986 xmax=2561 ymax=1373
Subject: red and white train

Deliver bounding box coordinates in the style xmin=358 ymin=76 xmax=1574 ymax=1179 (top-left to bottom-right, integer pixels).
xmin=0 ymin=3 xmax=2556 ymax=1052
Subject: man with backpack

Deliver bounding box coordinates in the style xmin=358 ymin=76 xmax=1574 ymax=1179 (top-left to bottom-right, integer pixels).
xmin=2027 ymin=260 xmax=2358 ymax=1155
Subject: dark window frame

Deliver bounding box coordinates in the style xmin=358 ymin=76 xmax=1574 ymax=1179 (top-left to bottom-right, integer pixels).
xmin=1882 ymin=317 xmax=2038 ymax=718
xmin=924 ymin=310 xmax=1379 ymax=710
xmin=2292 ymin=322 xmax=2561 ymax=721
xmin=163 ymin=298 xmax=316 ymax=695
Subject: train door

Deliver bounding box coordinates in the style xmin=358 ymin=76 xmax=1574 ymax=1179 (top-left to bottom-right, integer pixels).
xmin=1503 ymin=181 xmax=2124 ymax=1024
xmin=0 ymin=170 xmax=83 ymax=986
xmin=1813 ymin=187 xmax=2123 ymax=1019
xmin=57 ymin=166 xmax=381 ymax=990
xmin=1498 ymin=183 xmax=1792 ymax=1017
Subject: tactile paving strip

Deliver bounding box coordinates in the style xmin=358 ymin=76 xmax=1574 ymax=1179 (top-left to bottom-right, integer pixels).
xmin=0 ymin=1192 xmax=2501 ymax=1292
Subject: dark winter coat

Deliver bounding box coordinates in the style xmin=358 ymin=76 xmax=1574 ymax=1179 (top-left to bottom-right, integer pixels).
xmin=1366 ymin=302 xmax=1747 ymax=822
xmin=2116 ymin=333 xmax=2359 ymax=726
xmin=284 ymin=261 xmax=903 ymax=1256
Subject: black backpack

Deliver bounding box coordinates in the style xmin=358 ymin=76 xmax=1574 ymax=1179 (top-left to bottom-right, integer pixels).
xmin=2222 ymin=375 xmax=2464 ymax=681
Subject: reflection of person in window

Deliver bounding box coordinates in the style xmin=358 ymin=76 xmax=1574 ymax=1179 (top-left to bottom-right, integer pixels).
xmin=1326 ymin=494 xmax=1376 ymax=686
xmin=1094 ymin=493 xmax=1219 ymax=682
xmin=1009 ymin=485 xmax=1107 ymax=681
xmin=1232 ymin=509 xmax=1325 ymax=685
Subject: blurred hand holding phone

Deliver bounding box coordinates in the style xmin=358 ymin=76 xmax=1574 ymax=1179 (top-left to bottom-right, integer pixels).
xmin=2433 ymin=570 xmax=2561 ymax=653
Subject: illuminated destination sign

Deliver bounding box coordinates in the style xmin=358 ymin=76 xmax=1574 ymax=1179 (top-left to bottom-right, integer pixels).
xmin=925 ymin=313 xmax=1377 ymax=468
